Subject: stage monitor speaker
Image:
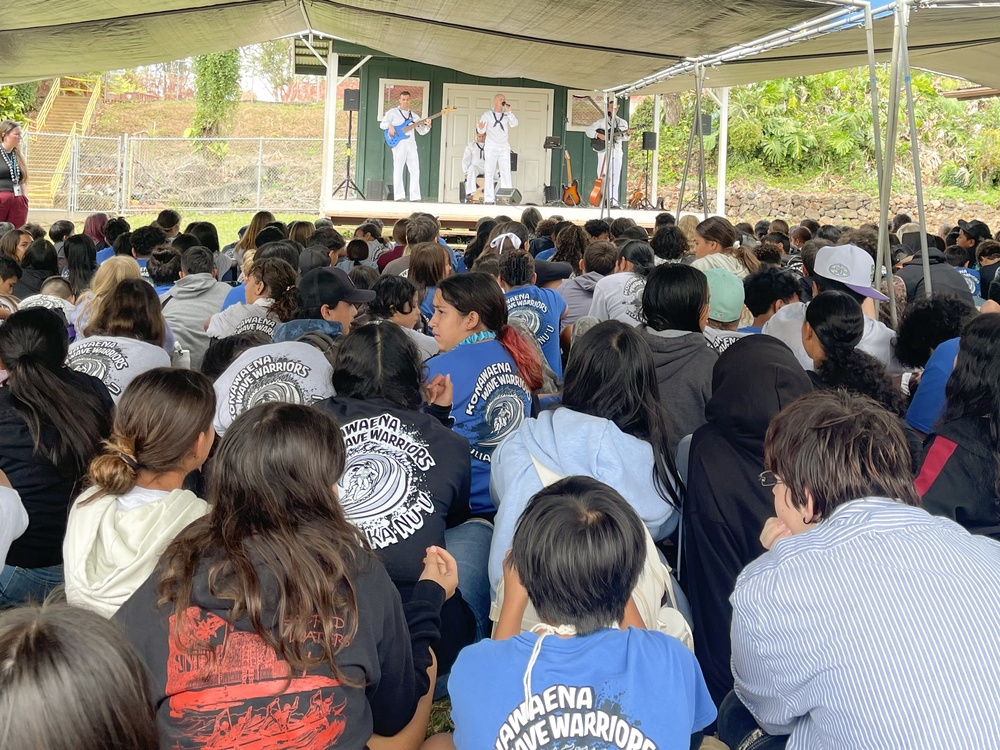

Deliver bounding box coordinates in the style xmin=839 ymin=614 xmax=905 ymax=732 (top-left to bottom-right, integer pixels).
xmin=510 ymin=152 xmax=518 ymax=172
xmin=642 ymin=131 xmax=657 ymax=151
xmin=365 ymin=180 xmax=385 ymax=200
xmin=544 ymin=185 xmax=561 ymax=203
xmin=496 ymin=188 xmax=522 ymax=206
xmin=692 ymin=114 xmax=712 ymax=136
xmin=343 ymin=89 xmax=360 ymax=112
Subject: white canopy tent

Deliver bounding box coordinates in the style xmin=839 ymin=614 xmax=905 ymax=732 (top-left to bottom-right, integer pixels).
xmin=3 ymin=0 xmax=847 ymax=90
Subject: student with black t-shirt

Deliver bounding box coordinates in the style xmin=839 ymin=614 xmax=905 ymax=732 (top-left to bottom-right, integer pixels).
xmin=317 ymin=322 xmax=477 ymax=673
xmin=116 ymin=403 xmax=453 ymax=749
xmin=0 ymin=308 xmax=113 ymax=606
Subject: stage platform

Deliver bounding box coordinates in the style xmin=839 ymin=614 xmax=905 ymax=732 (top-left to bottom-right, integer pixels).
xmin=321 ymin=197 xmax=694 ymax=233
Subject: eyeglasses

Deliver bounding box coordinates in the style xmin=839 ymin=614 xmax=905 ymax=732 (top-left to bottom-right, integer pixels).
xmin=759 ymin=471 xmax=784 ymax=488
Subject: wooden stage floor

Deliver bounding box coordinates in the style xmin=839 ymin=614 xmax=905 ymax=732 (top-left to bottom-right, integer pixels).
xmin=321 ymin=197 xmax=686 ymax=233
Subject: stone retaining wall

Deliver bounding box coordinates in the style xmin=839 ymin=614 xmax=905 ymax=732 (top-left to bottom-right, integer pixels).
xmin=658 ymin=185 xmax=1000 ymax=228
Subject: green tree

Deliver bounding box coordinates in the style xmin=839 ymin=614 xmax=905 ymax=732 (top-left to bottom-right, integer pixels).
xmin=189 ymin=50 xmax=241 ymax=137
xmin=247 ymin=40 xmax=294 ymax=102
xmin=0 ymin=83 xmax=38 ymax=122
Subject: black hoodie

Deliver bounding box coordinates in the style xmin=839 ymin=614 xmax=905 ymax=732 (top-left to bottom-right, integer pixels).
xmin=680 ymin=335 xmax=812 ymax=707
xmin=897 ymin=239 xmax=974 ymax=304
xmin=116 ymin=553 xmax=442 ymax=749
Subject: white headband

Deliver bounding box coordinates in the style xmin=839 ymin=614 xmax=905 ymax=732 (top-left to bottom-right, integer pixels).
xmin=489 ymin=232 xmax=522 ymax=250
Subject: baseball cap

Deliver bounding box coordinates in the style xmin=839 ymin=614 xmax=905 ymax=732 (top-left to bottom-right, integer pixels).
xmin=814 ymin=245 xmax=889 ymax=301
xmin=533 ymin=260 xmax=573 ymax=286
xmin=703 ymin=268 xmax=745 ymax=323
xmin=958 ymin=219 xmax=992 ymax=242
xmin=298 ymin=267 xmax=375 ymax=310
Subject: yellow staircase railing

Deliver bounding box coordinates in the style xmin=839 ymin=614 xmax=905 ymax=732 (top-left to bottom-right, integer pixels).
xmin=28 ymin=76 xmax=102 ymax=206
xmin=31 ymin=80 xmax=60 ymax=132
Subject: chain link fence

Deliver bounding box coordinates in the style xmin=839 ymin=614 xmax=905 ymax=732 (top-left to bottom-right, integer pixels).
xmin=23 ymin=132 xmax=343 ymax=214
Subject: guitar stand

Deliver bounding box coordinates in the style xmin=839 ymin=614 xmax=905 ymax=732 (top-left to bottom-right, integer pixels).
xmin=334 ymin=108 xmax=366 ymax=200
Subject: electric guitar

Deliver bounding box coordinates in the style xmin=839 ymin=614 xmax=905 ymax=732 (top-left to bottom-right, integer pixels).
xmin=384 ymin=107 xmax=456 ymax=148
xmin=591 ymin=126 xmax=632 ymax=152
xmin=561 ymin=150 xmax=581 ymax=206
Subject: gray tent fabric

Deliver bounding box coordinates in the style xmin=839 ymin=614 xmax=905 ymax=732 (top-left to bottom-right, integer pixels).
xmin=2 ymin=0 xmax=840 ymax=89
xmin=638 ymin=5 xmax=1000 ymax=94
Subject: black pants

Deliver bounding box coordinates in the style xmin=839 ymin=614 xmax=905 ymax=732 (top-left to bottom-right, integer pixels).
xmin=718 ymin=691 xmax=789 ymax=750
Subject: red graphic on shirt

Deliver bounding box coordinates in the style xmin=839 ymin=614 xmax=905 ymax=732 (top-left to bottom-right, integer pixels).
xmin=164 ymin=608 xmax=349 ymax=749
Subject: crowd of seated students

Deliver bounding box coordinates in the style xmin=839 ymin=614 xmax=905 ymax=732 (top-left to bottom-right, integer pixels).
xmin=0 ymin=205 xmax=999 ymax=750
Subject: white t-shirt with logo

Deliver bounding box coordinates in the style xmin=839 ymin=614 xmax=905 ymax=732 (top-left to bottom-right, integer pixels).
xmin=213 ymin=342 xmax=336 ymax=435
xmin=66 ymin=336 xmax=171 ymax=403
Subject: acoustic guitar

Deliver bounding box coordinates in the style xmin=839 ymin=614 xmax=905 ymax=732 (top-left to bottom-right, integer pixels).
xmin=561 ymin=150 xmax=581 ymax=206
xmin=383 ymin=107 xmax=456 ymax=148
xmin=589 ymin=175 xmax=603 ymax=207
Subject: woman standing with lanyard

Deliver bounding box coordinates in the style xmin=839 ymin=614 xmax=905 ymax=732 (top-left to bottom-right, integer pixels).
xmin=0 ymin=121 xmax=28 ymax=228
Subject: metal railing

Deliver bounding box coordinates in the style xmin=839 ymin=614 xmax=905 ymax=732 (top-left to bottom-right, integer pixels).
xmin=22 ymin=132 xmax=339 ymax=214
xmin=32 ymin=81 xmax=60 ymax=132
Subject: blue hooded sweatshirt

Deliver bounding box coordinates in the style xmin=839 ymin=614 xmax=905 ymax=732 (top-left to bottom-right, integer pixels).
xmin=488 ymin=408 xmax=679 ymax=595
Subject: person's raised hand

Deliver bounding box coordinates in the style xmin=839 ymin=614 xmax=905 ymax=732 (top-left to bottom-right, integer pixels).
xmin=423 ymin=373 xmax=453 ymax=408
xmin=420 ymin=546 xmax=458 ymax=600
xmin=478 ymin=119 xmax=486 ymax=130
xmin=760 ymin=517 xmax=793 ymax=551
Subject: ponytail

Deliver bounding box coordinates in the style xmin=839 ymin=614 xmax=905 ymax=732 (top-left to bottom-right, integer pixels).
xmin=497 ymin=324 xmax=543 ymax=391
xmin=250 ymin=257 xmax=298 ymax=323
xmin=733 ymin=240 xmax=761 ymax=274
xmin=88 ymin=434 xmax=140 ymax=497
xmin=0 ymin=309 xmax=110 ymax=478
xmin=86 ymin=369 xmax=216 ymax=499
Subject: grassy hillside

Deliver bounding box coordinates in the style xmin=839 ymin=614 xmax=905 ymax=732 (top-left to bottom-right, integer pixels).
xmin=92 ymin=100 xmax=339 ymax=139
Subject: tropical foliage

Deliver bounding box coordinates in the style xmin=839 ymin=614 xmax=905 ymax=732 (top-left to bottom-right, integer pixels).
xmin=189 ymin=50 xmax=241 ymax=138
xmin=0 ymin=83 xmax=39 ymax=123
xmin=630 ymin=67 xmax=1000 ymax=193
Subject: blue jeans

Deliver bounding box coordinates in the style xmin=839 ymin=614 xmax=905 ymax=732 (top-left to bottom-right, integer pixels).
xmin=444 ymin=519 xmax=493 ymax=641
xmin=0 ymin=564 xmax=64 ymax=608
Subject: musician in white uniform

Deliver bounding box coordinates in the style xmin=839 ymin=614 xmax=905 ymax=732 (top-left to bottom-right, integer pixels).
xmin=476 ymin=93 xmax=518 ymax=204
xmin=379 ymin=91 xmax=430 ymax=202
xmin=462 ymin=132 xmax=493 ymax=202
xmin=585 ymin=102 xmax=630 ymax=208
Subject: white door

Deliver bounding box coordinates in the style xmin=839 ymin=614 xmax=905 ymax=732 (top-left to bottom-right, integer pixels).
xmin=440 ymin=84 xmax=553 ymax=205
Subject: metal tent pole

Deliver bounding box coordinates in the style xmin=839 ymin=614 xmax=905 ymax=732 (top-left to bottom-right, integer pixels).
xmin=864 ymin=2 xmax=885 ymax=188
xmin=877 ymin=5 xmax=904 ymax=329
xmin=652 ymin=94 xmax=662 ymax=208
xmin=600 ymin=91 xmax=611 ymax=219
xmin=899 ymin=0 xmax=933 ymax=297
xmin=676 ymin=104 xmax=697 ymax=219
xmin=716 ymin=87 xmax=729 ymax=217
xmin=695 ymin=65 xmax=709 ymax=216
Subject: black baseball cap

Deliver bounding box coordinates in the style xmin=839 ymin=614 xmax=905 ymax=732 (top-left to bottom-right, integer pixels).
xmin=534 ymin=260 xmax=573 ymax=286
xmin=298 ymin=267 xmax=374 ymax=309
xmin=958 ymin=219 xmax=992 ymax=242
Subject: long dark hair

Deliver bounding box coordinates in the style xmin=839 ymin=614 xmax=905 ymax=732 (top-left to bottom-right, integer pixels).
xmin=807 ymin=291 xmax=907 ymax=417
xmin=0 ymin=308 xmax=111 ymax=476
xmin=89 ymin=278 xmax=167 ymax=346
xmin=561 ymin=321 xmax=683 ymax=508
xmin=185 ymin=221 xmax=221 ymax=254
xmin=21 ymin=239 xmax=59 ymax=275
xmin=63 ymin=234 xmax=98 ymax=297
xmin=438 ymin=273 xmax=543 ymax=391
xmin=943 ymin=314 xmax=1000 ymax=506
xmin=333 ymin=322 xmax=423 ymax=410
xmin=642 ymin=264 xmax=708 ymax=333
xmin=158 ymin=404 xmax=369 ymax=679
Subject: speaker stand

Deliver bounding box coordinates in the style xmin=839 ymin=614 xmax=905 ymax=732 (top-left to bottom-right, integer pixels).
xmin=333 ymin=108 xmax=365 ymax=200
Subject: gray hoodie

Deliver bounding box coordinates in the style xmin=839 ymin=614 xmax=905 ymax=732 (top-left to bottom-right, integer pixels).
xmin=640 ymin=327 xmax=718 ymax=451
xmin=558 ymin=271 xmax=604 ymax=329
xmin=160 ymin=274 xmax=232 ymax=368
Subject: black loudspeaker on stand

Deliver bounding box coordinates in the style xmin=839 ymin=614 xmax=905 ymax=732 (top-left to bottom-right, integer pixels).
xmin=334 ymin=89 xmax=364 ymax=199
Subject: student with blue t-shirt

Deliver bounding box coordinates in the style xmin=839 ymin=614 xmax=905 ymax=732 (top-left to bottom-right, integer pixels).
xmin=426 ymin=272 xmax=542 ymax=637
xmin=500 ymin=249 xmax=567 ymax=379
xmin=427 ymin=476 xmax=715 ymax=750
